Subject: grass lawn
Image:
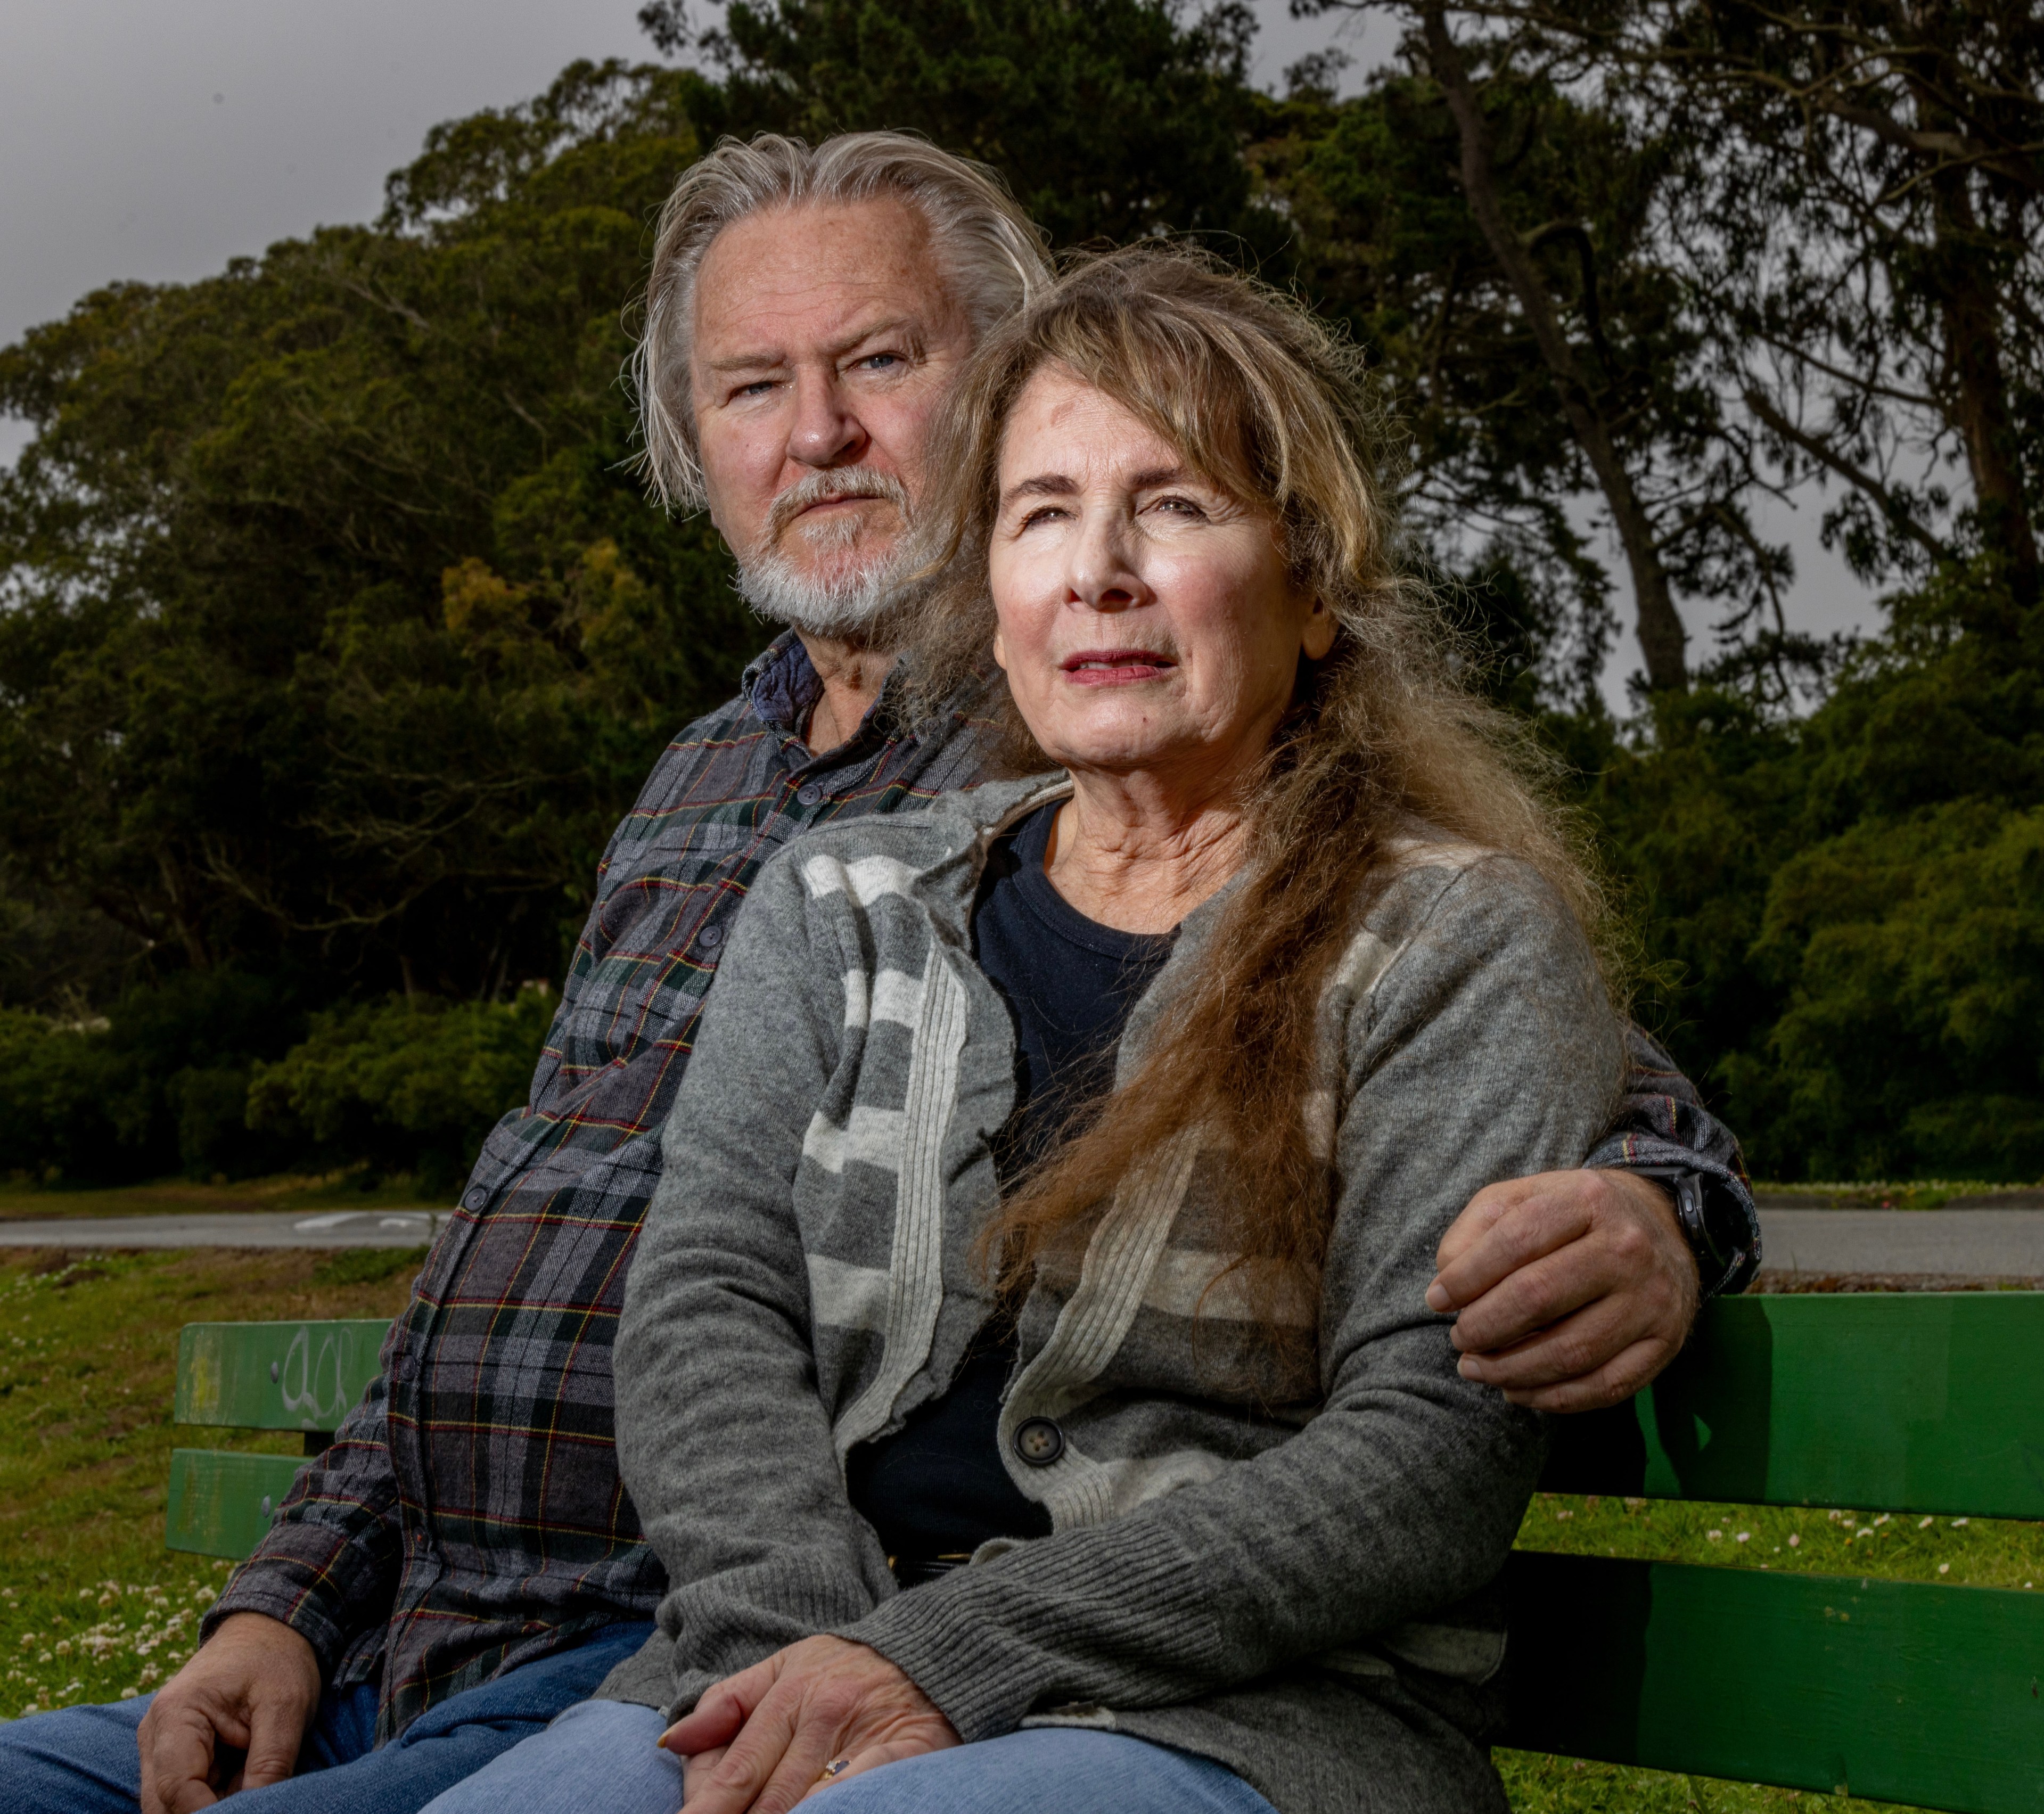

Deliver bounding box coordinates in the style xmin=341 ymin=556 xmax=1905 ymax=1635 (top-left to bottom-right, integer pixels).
xmin=0 ymin=1245 xmax=422 ymax=1715
xmin=0 ymin=1245 xmax=2035 ymax=1810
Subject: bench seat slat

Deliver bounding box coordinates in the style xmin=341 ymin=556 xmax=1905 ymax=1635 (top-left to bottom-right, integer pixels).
xmin=1546 ymin=1293 xmax=2044 ymax=1519
xmin=1506 ymin=1549 xmax=2044 ymax=1814
xmin=164 ymin=1451 xmax=309 ymax=1559
xmin=174 ymin=1319 xmax=392 ymax=1433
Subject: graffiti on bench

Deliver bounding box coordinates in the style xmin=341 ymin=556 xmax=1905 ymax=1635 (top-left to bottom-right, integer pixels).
xmin=174 ymin=1318 xmax=392 ymax=1433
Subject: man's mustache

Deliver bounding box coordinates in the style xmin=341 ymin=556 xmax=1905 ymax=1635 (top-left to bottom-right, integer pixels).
xmin=764 ymin=468 xmax=911 ymax=543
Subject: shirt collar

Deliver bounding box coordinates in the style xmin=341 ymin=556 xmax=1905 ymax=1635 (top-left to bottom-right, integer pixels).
xmin=741 ymin=627 xmax=943 ymax=757
xmin=741 ymin=630 xmax=826 ymax=738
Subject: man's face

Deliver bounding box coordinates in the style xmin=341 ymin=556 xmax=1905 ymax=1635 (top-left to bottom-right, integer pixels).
xmin=691 ymin=196 xmax=976 ymax=637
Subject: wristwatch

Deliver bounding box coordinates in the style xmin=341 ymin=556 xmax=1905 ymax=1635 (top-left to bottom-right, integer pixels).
xmin=1630 ymin=1166 xmax=1762 ymax=1299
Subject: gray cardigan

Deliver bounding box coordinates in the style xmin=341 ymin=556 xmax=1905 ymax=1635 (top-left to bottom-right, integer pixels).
xmin=599 ymin=776 xmax=1624 ymax=1814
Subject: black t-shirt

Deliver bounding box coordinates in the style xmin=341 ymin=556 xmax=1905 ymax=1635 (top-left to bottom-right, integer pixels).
xmin=844 ymin=803 xmax=1175 ymax=1570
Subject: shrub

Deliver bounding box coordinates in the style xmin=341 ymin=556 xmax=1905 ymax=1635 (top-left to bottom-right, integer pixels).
xmin=247 ymin=987 xmax=555 ymax=1192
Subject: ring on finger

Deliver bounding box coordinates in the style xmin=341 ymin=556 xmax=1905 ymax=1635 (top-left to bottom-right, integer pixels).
xmin=816 ymin=1758 xmax=852 ymax=1784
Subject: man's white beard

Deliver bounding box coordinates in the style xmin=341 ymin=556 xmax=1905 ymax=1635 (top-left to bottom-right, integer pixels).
xmin=735 ymin=468 xmax=913 ymax=640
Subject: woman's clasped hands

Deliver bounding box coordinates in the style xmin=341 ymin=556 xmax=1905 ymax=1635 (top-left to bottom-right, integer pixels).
xmin=660 ymin=1637 xmax=960 ymax=1812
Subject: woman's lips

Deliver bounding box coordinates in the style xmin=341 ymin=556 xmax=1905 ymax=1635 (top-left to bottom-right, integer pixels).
xmin=1058 ymin=649 xmax=1176 ymax=686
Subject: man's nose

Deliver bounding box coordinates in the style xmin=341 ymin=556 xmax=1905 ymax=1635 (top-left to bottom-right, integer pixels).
xmin=786 ymin=369 xmax=870 ymax=470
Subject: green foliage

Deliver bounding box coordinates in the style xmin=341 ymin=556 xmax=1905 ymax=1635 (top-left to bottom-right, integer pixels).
xmin=0 ymin=60 xmax=758 ymax=1001
xmin=0 ymin=972 xmax=309 ymax=1184
xmin=1592 ymin=559 xmax=2044 ymax=1180
xmin=673 ymin=0 xmax=1277 ymax=248
xmin=247 ymin=987 xmax=556 ymax=1191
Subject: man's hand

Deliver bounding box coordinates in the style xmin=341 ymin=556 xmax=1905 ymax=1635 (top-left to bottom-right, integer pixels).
xmin=1426 ymin=1169 xmax=1701 ymax=1413
xmin=137 ymin=1611 xmax=320 ymax=1814
xmin=660 ymin=1635 xmax=958 ymax=1813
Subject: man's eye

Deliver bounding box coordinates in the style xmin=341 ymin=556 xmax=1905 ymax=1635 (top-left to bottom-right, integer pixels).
xmin=854 ymin=352 xmax=903 ymax=373
xmin=732 ymin=379 xmax=777 ymax=400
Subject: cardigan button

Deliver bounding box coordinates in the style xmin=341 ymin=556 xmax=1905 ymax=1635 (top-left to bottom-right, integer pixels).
xmin=1013 ymin=1418 xmax=1065 ymax=1467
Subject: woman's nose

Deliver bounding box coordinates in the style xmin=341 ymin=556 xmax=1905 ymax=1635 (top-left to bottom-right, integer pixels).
xmin=1065 ymin=511 xmax=1148 ymax=611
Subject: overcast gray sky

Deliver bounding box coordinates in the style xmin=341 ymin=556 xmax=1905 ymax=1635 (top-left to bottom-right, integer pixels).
xmin=0 ymin=0 xmax=1877 ymax=704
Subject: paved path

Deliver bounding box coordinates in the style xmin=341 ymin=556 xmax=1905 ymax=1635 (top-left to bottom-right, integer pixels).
xmin=0 ymin=1209 xmax=451 ymax=1249
xmin=1757 ymin=1208 xmax=2044 ymax=1278
xmin=2 ymin=1205 xmax=2041 ymax=1276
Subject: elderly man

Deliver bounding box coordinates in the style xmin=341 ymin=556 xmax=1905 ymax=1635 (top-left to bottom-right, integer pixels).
xmin=0 ymin=133 xmax=1755 ymax=1814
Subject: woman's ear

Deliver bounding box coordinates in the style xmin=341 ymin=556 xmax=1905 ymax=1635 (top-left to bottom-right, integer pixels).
xmin=1300 ymin=593 xmax=1337 ymax=662
xmin=991 ymin=626 xmax=1010 ymax=673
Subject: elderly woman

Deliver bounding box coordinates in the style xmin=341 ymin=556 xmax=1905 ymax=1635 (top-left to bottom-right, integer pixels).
xmin=513 ymin=249 xmax=1621 ymax=1814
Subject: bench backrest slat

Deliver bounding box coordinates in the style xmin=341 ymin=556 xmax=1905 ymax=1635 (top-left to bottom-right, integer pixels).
xmin=165 ymin=1450 xmax=313 ymax=1559
xmin=174 ymin=1319 xmax=392 ymax=1432
xmin=1548 ymin=1293 xmax=2044 ymax=1518
xmin=1507 ymin=1550 xmax=2044 ymax=1814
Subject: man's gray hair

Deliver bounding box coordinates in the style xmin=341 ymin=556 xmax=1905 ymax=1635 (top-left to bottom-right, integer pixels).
xmin=636 ymin=132 xmax=1054 ymax=511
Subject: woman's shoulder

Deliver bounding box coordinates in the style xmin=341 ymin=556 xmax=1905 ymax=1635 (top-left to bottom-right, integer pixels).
xmin=751 ymin=774 xmax=1067 ymax=909
xmin=1321 ymin=827 xmax=1606 ymax=1031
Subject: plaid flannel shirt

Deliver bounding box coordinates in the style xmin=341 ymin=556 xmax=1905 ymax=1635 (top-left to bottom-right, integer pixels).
xmin=204 ymin=633 xmax=988 ymax=1739
xmin=204 ymin=630 xmax=1756 ymax=1743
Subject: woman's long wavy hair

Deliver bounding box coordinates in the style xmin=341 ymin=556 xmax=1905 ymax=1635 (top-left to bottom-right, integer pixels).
xmin=905 ymin=246 xmax=1622 ymax=1300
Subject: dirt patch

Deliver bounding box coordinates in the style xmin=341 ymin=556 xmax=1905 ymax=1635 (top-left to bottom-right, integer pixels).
xmin=24 ymin=1252 xmax=110 ymax=1286
xmin=1753 ymin=1267 xmax=2044 ymax=1292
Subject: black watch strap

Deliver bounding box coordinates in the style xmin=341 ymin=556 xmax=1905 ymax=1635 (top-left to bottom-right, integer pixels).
xmin=1628 ymin=1166 xmax=1762 ymax=1299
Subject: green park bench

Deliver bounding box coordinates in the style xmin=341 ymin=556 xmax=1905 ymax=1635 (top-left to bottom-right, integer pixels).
xmin=165 ymin=1294 xmax=2044 ymax=1812
xmin=166 ymin=1318 xmax=390 ymax=1559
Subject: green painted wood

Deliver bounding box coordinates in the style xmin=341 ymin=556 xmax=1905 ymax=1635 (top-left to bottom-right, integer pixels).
xmin=1507 ymin=1550 xmax=2044 ymax=1813
xmin=173 ymin=1319 xmax=391 ymax=1433
xmin=163 ymin=1450 xmax=309 ymax=1559
xmin=1545 ymin=1292 xmax=2044 ymax=1518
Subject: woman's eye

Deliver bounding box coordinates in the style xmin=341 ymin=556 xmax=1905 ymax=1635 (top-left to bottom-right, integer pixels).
xmin=1016 ymin=505 xmax=1069 ymax=531
xmin=1151 ymin=495 xmax=1208 ymax=519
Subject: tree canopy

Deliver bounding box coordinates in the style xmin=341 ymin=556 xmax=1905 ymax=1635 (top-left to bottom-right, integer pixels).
xmin=1 ymin=0 xmax=2038 ymax=1186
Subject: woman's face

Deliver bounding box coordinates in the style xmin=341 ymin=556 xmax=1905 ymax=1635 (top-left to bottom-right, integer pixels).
xmin=989 ymin=366 xmax=1335 ymax=791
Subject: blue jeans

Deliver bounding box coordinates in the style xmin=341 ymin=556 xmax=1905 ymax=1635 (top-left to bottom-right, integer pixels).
xmin=0 ymin=1622 xmax=653 ymax=1814
xmin=420 ymin=1698 xmax=1278 ymax=1814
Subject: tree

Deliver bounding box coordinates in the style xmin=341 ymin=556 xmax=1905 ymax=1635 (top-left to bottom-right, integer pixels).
xmin=1273 ymin=9 xmax=1817 ymax=696
xmin=0 ymin=62 xmax=758 ymax=1005
xmin=1449 ymin=0 xmax=2043 ymax=615
xmin=645 ymin=0 xmax=1280 ymax=247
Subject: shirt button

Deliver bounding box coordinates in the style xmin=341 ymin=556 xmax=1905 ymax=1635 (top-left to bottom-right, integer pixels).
xmin=463 ymin=1187 xmax=488 ymax=1211
xmin=698 ymin=923 xmax=724 ymax=949
xmin=392 ymin=1353 xmax=421 ymax=1384
xmin=1013 ymin=1418 xmax=1065 ymax=1467
xmin=796 ymin=783 xmax=824 ymax=806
